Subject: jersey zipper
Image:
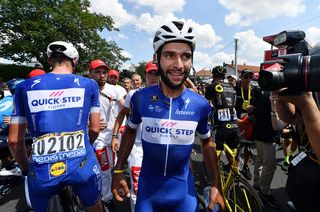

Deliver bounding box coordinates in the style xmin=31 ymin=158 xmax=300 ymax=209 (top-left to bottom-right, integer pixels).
xmin=163 ymin=98 xmax=173 ymax=176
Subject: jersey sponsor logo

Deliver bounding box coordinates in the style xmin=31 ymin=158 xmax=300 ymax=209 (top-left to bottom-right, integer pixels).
xmin=27 ymin=88 xmax=85 ymax=112
xmin=184 ymin=98 xmax=191 ymax=109
xmin=145 ymin=126 xmax=194 ymax=136
xmin=175 ymin=109 xmax=195 ymax=115
xmin=31 ymin=79 xmax=41 ymax=88
xmin=74 ymin=78 xmax=80 ymax=86
xmin=49 ymin=161 xmax=66 ymax=177
xmin=142 ymin=117 xmax=197 ymax=145
xmin=150 ymin=94 xmax=159 ymax=102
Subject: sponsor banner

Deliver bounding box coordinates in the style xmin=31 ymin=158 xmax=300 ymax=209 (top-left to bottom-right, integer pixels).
xmin=141 ymin=117 xmax=197 ymax=145
xmin=27 ymin=88 xmax=85 ymax=112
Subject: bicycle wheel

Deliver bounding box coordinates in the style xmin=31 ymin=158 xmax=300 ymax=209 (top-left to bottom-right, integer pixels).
xmin=225 ymin=176 xmax=263 ymax=212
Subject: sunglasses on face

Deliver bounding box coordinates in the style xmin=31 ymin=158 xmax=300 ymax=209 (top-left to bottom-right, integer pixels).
xmin=244 ymin=75 xmax=253 ymax=79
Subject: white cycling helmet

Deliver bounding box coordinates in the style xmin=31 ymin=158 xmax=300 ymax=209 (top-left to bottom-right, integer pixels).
xmin=47 ymin=41 xmax=79 ymax=64
xmin=153 ymin=21 xmax=196 ymax=53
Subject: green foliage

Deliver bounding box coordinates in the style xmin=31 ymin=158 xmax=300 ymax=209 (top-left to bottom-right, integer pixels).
xmin=0 ymin=64 xmax=34 ymax=82
xmin=0 ymin=0 xmax=128 ymax=71
xmin=134 ymin=61 xmax=147 ymax=82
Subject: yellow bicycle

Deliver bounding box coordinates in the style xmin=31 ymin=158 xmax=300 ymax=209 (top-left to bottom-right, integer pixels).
xmin=203 ymin=140 xmax=263 ymax=212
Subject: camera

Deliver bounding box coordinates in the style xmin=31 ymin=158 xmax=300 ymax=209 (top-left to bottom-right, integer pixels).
xmin=258 ymin=30 xmax=320 ymax=92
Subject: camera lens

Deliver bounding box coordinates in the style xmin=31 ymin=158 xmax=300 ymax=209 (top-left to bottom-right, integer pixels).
xmin=258 ymin=70 xmax=285 ymax=90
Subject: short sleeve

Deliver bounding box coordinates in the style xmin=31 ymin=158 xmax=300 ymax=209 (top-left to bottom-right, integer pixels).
xmin=90 ymin=80 xmax=100 ymax=113
xmin=196 ymin=99 xmax=211 ymax=140
xmin=11 ymin=83 xmax=27 ymax=124
xmin=127 ymin=91 xmax=142 ymax=129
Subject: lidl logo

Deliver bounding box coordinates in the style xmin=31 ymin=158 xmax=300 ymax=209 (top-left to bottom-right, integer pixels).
xmin=50 ymin=162 xmax=66 ymax=177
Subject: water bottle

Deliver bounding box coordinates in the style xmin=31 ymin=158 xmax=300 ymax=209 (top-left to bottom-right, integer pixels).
xmin=203 ymin=186 xmax=221 ymax=212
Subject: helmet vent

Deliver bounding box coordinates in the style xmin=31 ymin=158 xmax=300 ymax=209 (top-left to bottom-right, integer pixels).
xmin=161 ymin=26 xmax=172 ymax=33
xmin=163 ymin=35 xmax=176 ymax=39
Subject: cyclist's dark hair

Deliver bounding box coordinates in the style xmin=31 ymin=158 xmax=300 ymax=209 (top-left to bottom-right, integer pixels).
xmin=50 ymin=52 xmax=74 ymax=67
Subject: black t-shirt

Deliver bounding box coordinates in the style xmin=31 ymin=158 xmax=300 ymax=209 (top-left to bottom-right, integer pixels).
xmin=235 ymin=81 xmax=261 ymax=118
xmin=252 ymin=91 xmax=278 ymax=143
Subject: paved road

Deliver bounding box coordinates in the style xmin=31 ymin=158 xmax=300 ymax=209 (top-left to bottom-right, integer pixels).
xmin=0 ymin=138 xmax=294 ymax=212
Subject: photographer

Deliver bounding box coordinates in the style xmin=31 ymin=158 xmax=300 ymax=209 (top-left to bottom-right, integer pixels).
xmin=276 ymin=92 xmax=320 ymax=159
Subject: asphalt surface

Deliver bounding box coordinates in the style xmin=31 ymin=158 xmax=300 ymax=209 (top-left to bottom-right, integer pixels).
xmin=0 ymin=137 xmax=295 ymax=212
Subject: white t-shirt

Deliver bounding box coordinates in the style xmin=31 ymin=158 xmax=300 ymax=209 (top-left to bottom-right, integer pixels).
xmin=124 ymin=89 xmax=142 ymax=143
xmin=98 ymin=84 xmax=124 ymax=144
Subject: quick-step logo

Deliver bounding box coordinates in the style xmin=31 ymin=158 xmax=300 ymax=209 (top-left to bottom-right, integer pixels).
xmin=27 ymin=88 xmax=85 ymax=112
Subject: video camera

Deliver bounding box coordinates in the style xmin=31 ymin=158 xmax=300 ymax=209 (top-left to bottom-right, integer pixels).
xmin=258 ymin=30 xmax=320 ymax=92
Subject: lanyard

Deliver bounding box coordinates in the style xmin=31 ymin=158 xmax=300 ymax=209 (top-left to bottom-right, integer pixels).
xmin=241 ymin=85 xmax=251 ymax=101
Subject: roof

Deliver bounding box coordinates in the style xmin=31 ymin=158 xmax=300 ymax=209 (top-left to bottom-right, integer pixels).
xmin=225 ymin=63 xmax=260 ymax=73
xmin=195 ymin=69 xmax=212 ymax=78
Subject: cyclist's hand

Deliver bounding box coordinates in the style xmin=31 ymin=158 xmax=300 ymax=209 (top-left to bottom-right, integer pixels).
xmin=112 ymin=173 xmax=130 ymax=201
xmin=208 ymin=186 xmax=225 ymax=211
xmin=246 ymin=105 xmax=255 ymax=113
xmin=111 ymin=138 xmax=119 ymax=153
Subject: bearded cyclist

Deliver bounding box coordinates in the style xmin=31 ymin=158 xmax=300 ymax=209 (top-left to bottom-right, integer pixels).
xmin=112 ymin=21 xmax=224 ymax=211
xmin=8 ymin=41 xmax=103 ymax=212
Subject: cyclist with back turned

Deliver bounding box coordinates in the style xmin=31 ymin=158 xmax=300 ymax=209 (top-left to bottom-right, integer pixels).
xmin=8 ymin=41 xmax=103 ymax=212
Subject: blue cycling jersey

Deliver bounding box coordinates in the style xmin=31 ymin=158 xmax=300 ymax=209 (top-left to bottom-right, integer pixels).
xmin=11 ymin=73 xmax=102 ymax=211
xmin=0 ymin=95 xmax=13 ymax=134
xmin=128 ymin=85 xmax=211 ymax=211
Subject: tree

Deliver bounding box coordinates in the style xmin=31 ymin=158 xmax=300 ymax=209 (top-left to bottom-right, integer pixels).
xmin=0 ymin=0 xmax=128 ymax=71
xmin=134 ymin=61 xmax=147 ymax=82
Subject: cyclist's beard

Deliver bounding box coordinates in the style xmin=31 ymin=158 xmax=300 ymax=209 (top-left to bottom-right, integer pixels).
xmin=158 ymin=66 xmax=189 ymax=90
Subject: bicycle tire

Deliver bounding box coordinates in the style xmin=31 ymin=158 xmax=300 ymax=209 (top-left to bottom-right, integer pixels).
xmin=225 ymin=176 xmax=263 ymax=212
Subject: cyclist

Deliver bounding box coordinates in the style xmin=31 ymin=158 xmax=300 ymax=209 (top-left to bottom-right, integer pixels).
xmin=112 ymin=20 xmax=224 ymax=211
xmin=8 ymin=41 xmax=103 ymax=212
xmin=28 ymin=69 xmax=46 ymax=78
xmin=0 ymin=79 xmax=25 ymax=177
xmin=205 ymin=66 xmax=239 ymax=166
xmin=111 ymin=60 xmax=159 ymax=211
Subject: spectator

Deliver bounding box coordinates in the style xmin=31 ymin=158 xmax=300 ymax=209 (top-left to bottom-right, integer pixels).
xmin=252 ymin=91 xmax=280 ymax=209
xmin=28 ymin=69 xmax=46 ymax=78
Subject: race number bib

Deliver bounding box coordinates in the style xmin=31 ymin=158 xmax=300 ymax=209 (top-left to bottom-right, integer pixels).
xmin=217 ymin=108 xmax=231 ymax=121
xmin=242 ymin=100 xmax=250 ymax=110
xmin=31 ymin=130 xmax=86 ymax=164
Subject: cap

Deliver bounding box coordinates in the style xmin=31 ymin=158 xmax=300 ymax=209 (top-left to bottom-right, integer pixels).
xmin=29 ymin=69 xmax=46 ymax=78
xmin=227 ymin=75 xmax=237 ymax=80
xmin=240 ymin=69 xmax=254 ymax=77
xmin=108 ymin=69 xmax=119 ymax=78
xmin=89 ymin=59 xmax=110 ymax=71
xmin=145 ymin=61 xmax=158 ymax=73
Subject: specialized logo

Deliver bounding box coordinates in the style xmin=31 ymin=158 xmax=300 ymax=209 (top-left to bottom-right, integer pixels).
xmin=27 ymin=88 xmax=85 ymax=112
xmin=31 ymin=79 xmax=41 ymax=88
xmin=184 ymin=98 xmax=190 ymax=109
xmin=50 ymin=161 xmax=66 ymax=177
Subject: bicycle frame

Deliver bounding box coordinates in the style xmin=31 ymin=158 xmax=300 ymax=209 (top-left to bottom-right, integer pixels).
xmin=219 ymin=143 xmax=254 ymax=212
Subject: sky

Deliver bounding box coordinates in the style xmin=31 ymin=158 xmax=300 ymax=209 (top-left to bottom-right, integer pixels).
xmin=89 ymin=0 xmax=320 ymax=71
